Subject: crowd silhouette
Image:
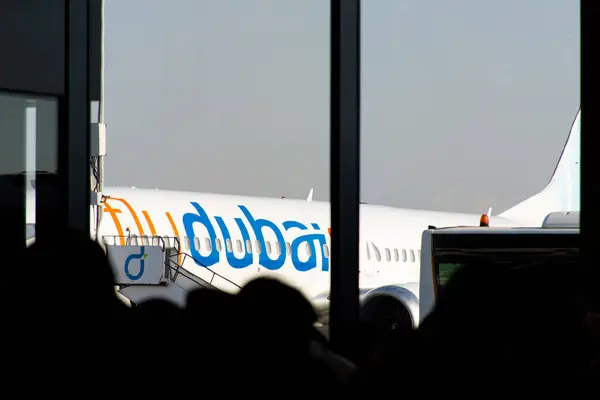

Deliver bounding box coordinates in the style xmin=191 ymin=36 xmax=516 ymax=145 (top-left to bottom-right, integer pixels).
xmin=6 ymin=227 xmax=598 ymax=395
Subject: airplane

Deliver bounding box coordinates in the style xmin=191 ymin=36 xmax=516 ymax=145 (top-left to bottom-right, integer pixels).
xmin=25 ymin=108 xmax=581 ymax=331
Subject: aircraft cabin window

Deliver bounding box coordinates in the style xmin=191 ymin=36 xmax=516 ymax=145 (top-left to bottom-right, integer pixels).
xmin=372 ymin=244 xmax=381 ymax=262
xmin=246 ymin=239 xmax=253 ymax=254
xmin=410 ymin=249 xmax=415 ymax=262
xmin=266 ymin=241 xmax=272 ymax=254
xmin=216 ymin=238 xmax=223 ymax=252
xmin=286 ymin=242 xmax=291 ymax=255
xmin=164 ymin=237 xmax=171 ymax=247
xmin=366 ymin=243 xmax=371 ymax=260
xmin=141 ymin=234 xmax=149 ymax=245
xmin=385 ymin=248 xmax=391 ymax=262
xmin=152 ymin=235 xmax=160 ymax=246
xmin=323 ymin=244 xmax=330 ymax=258
xmin=402 ymin=249 xmax=407 ymax=262
xmin=205 ymin=238 xmax=212 ymax=252
xmin=236 ymin=239 xmax=243 ymax=253
xmin=226 ymin=238 xmax=233 ymax=253
xmin=194 ymin=237 xmax=201 ymax=251
xmin=255 ymin=240 xmax=262 ymax=254
xmin=275 ymin=241 xmax=282 ymax=255
xmin=394 ymin=248 xmax=399 ymax=262
xmin=183 ymin=236 xmax=190 ymax=250
xmin=305 ymin=242 xmax=312 ymax=256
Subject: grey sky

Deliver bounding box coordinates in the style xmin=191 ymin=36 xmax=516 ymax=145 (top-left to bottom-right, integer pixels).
xmin=104 ymin=0 xmax=579 ymax=214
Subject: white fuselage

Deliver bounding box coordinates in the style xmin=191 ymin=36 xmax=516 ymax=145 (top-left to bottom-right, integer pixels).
xmin=95 ymin=187 xmax=522 ymax=302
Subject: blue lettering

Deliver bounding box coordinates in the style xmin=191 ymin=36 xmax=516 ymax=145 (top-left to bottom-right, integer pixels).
xmin=239 ymin=205 xmax=286 ymax=271
xmin=124 ymin=246 xmax=146 ymax=280
xmin=183 ymin=202 xmax=219 ymax=267
xmin=180 ymin=202 xmax=328 ymax=273
xmin=282 ymin=220 xmax=308 ymax=231
xmin=214 ymin=216 xmax=253 ymax=269
xmin=283 ymin=221 xmax=317 ymax=272
xmin=311 ymin=223 xmax=329 ymax=272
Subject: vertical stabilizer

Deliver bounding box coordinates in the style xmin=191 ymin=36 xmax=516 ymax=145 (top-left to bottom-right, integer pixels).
xmin=499 ymin=108 xmax=580 ymax=226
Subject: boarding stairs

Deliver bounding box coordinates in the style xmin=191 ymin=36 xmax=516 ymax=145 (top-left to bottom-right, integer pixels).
xmin=103 ymin=235 xmax=241 ymax=307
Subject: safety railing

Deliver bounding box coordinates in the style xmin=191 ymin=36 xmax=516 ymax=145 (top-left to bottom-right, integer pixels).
xmin=101 ymin=234 xmax=181 ymax=250
xmin=102 ymin=234 xmax=240 ymax=291
xmin=166 ymin=252 xmax=242 ymax=290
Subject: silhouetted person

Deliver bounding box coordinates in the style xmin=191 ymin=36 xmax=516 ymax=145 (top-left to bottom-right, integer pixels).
xmin=236 ymin=278 xmax=345 ymax=394
xmin=135 ymin=298 xmax=181 ymax=320
xmin=24 ymin=227 xmax=126 ymax=323
xmin=19 ymin=227 xmax=131 ymax=391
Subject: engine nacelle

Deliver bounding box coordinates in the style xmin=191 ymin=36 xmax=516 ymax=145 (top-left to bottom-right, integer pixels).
xmin=360 ymin=283 xmax=420 ymax=330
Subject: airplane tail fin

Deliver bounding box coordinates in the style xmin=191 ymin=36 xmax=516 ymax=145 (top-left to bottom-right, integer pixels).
xmin=499 ymin=108 xmax=580 ymax=226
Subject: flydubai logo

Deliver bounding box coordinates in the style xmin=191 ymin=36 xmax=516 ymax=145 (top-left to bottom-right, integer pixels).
xmin=124 ymin=246 xmax=148 ymax=281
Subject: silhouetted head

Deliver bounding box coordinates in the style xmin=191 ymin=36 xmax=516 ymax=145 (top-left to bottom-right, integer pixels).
xmin=135 ymin=298 xmax=181 ymax=320
xmin=422 ymin=261 xmax=511 ymax=344
xmin=185 ymin=288 xmax=238 ymax=322
xmin=25 ymin=227 xmax=120 ymax=316
xmin=239 ymin=277 xmax=317 ymax=325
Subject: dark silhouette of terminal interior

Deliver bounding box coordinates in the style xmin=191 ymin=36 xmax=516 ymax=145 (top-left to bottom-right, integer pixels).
xmin=0 ymin=0 xmax=597 ymax=394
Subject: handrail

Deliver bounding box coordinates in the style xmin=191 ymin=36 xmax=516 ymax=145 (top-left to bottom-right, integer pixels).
xmin=101 ymin=234 xmax=240 ymax=290
xmin=101 ymin=234 xmax=167 ymax=250
xmin=164 ymin=258 xmax=212 ymax=289
xmin=166 ymin=252 xmax=242 ymax=290
xmin=102 ymin=234 xmax=181 ymax=251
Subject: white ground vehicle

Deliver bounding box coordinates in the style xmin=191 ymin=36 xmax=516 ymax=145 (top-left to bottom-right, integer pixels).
xmin=418 ymin=211 xmax=579 ymax=324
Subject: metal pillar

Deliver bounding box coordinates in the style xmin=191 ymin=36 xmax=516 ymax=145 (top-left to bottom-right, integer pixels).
xmin=59 ymin=0 xmax=91 ymax=233
xmin=89 ymin=0 xmax=106 ymax=240
xmin=581 ymin=0 xmax=600 ymax=311
xmin=329 ymin=0 xmax=361 ymax=356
